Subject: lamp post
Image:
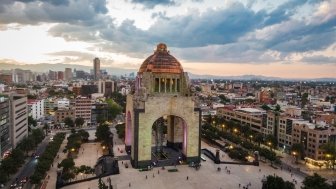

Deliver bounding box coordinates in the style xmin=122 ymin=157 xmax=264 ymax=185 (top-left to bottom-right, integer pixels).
xmin=326 ymin=154 xmax=331 ymax=168
xmin=292 ymin=151 xmax=298 ymax=163
xmin=233 ymin=128 xmax=238 ymax=135
xmin=249 ymin=135 xmax=253 ymax=142
xmin=268 ymin=142 xmax=272 ymax=151
xmin=221 ymin=124 xmax=225 ymax=133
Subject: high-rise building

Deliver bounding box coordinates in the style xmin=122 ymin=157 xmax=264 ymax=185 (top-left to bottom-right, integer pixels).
xmin=93 ymin=57 xmax=100 ymax=80
xmin=9 ymin=93 xmax=28 ymax=148
xmin=98 ymin=80 xmax=116 ymax=97
xmin=57 ymin=71 xmax=64 ymax=80
xmin=0 ymin=96 xmax=11 ymax=160
xmin=65 ymin=68 xmax=72 ymax=81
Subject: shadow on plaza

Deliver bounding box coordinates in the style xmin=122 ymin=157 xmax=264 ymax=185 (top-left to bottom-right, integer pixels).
xmin=56 ymin=155 xmax=119 ymax=189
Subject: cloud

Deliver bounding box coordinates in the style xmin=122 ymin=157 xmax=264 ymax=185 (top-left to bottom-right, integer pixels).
xmin=301 ymin=55 xmax=336 ymax=64
xmin=0 ymin=0 xmax=108 ymax=25
xmin=1 ymin=0 xmax=335 ymax=65
xmin=47 ymin=50 xmax=114 ymax=66
xmin=129 ymin=0 xmax=176 ymax=8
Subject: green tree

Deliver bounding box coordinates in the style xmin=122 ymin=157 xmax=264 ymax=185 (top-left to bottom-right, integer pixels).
xmin=302 ymin=173 xmax=330 ymax=189
xmin=291 ymin=143 xmax=305 ymax=163
xmin=241 ymin=124 xmax=251 ymax=140
xmin=275 ymin=104 xmax=281 ymax=111
xmin=265 ymin=134 xmax=277 ymax=150
xmin=1 ymin=158 xmax=17 ymax=176
xmin=59 ymin=158 xmax=75 ymax=172
xmin=28 ymin=116 xmax=37 ymax=127
xmin=254 ymin=133 xmax=264 ymax=146
xmin=96 ymin=123 xmax=112 ymax=143
xmin=10 ymin=148 xmax=25 ymax=165
xmin=18 ymin=136 xmax=35 ymax=156
xmin=106 ymin=99 xmax=122 ymax=121
xmin=75 ymin=117 xmax=85 ymax=128
xmin=262 ymin=175 xmax=294 ymax=189
xmin=31 ymin=128 xmax=44 ymax=145
xmin=43 ymin=123 xmax=49 ymax=136
xmin=116 ymin=123 xmax=125 ymax=139
xmin=320 ymin=142 xmax=336 ymax=169
xmin=78 ymin=129 xmax=90 ymax=142
xmin=64 ymin=117 xmax=74 ymax=128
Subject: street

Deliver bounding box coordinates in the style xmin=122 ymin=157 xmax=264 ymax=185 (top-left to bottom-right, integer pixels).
xmin=6 ymin=134 xmax=53 ymax=189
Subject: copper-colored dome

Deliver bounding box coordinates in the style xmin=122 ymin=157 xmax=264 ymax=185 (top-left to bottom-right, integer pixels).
xmin=139 ymin=43 xmax=183 ymax=74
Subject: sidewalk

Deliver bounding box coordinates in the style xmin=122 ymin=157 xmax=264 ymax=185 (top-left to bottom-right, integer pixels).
xmin=44 ymin=134 xmax=69 ymax=189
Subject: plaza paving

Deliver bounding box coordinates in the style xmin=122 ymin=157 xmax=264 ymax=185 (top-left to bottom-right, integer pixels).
xmin=62 ymin=140 xmax=304 ymax=189
xmin=42 ymin=127 xmax=310 ymax=189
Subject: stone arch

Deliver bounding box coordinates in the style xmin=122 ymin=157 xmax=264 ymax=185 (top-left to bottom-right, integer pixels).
xmin=150 ymin=114 xmax=189 ymax=157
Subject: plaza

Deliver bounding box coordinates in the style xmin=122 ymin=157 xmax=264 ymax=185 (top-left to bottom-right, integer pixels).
xmin=55 ymin=136 xmax=305 ymax=189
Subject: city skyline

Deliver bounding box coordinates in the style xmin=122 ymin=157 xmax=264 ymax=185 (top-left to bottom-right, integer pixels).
xmin=0 ymin=0 xmax=335 ymax=78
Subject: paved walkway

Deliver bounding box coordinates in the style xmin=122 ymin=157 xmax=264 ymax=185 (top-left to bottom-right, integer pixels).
xmin=44 ymin=134 xmax=68 ymax=189
xmin=63 ymin=140 xmax=305 ymax=189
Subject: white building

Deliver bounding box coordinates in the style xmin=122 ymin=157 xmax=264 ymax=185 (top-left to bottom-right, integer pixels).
xmin=28 ymin=99 xmax=45 ymax=120
xmin=57 ymin=98 xmax=70 ymax=109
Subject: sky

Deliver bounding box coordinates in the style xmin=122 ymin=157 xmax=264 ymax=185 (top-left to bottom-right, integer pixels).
xmin=0 ymin=0 xmax=335 ymax=78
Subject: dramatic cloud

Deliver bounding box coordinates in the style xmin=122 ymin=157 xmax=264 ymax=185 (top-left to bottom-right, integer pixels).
xmin=0 ymin=0 xmax=335 ymax=69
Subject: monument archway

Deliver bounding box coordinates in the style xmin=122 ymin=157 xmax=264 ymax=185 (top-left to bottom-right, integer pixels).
xmin=125 ymin=43 xmax=201 ymax=168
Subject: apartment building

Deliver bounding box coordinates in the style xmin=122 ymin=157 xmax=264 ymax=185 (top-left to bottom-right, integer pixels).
xmin=28 ymin=99 xmax=44 ymax=120
xmin=9 ymin=94 xmax=28 ymax=148
xmin=74 ymin=96 xmax=92 ymax=124
xmin=292 ymin=121 xmax=336 ymax=162
xmin=217 ymin=107 xmax=267 ymax=133
xmin=55 ymin=108 xmax=75 ymax=123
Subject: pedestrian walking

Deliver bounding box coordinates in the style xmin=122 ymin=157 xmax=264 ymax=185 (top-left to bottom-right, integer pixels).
xmin=239 ymin=183 xmax=241 ymax=188
xmin=146 ymin=175 xmax=147 ymax=179
xmin=129 ymin=182 xmax=131 ymax=187
xmin=186 ymin=176 xmax=189 ymax=180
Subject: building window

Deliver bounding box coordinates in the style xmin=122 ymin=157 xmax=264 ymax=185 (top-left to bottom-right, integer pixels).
xmin=176 ymin=79 xmax=180 ymax=92
xmin=166 ymin=78 xmax=171 ymax=92
xmin=155 ymin=78 xmax=160 ymax=92
xmin=160 ymin=78 xmax=165 ymax=92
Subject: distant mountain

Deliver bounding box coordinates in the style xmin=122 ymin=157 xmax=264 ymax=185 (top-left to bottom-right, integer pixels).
xmin=1 ymin=62 xmax=335 ymax=81
xmin=187 ymin=73 xmax=336 ymax=82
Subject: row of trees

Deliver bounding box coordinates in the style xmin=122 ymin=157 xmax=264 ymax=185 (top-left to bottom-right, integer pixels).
xmin=64 ymin=117 xmax=85 ymax=128
xmin=263 ymin=173 xmax=336 ymax=189
xmin=30 ymin=132 xmax=66 ymax=184
xmin=202 ymin=123 xmax=280 ymax=163
xmin=57 ymin=157 xmax=95 ymax=182
xmin=0 ymin=128 xmax=45 ymax=184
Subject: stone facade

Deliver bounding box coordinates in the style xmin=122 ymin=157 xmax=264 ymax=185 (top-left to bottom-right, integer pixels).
xmin=125 ymin=43 xmax=201 ymax=168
